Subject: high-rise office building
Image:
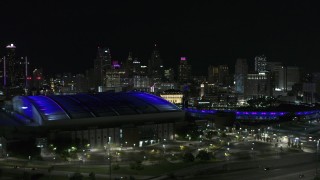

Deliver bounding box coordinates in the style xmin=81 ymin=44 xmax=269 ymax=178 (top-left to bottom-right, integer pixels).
xmin=208 ymin=66 xmax=219 ymax=84
xmin=164 ymin=68 xmax=175 ymax=82
xmin=105 ymin=61 xmax=125 ymax=92
xmin=132 ymin=58 xmax=142 ymax=75
xmin=178 ymin=57 xmax=191 ymax=83
xmin=218 ymin=65 xmax=229 ymax=86
xmin=125 ymin=52 xmax=133 ymax=78
xmin=208 ymin=65 xmax=230 ymax=86
xmin=32 ymin=68 xmax=43 ymax=91
xmin=6 ymin=44 xmax=16 ymax=87
xmin=254 ymin=55 xmax=267 ymax=73
xmin=286 ymin=66 xmax=300 ymax=91
xmin=266 ymin=62 xmax=283 ymax=91
xmin=245 ymin=72 xmax=272 ymax=98
xmin=2 ymin=44 xmax=28 ymax=88
xmin=133 ymin=76 xmax=150 ymax=92
xmin=131 ymin=58 xmax=150 ymax=92
xmin=93 ymin=47 xmax=112 ymax=89
xmin=16 ymin=56 xmax=29 ymax=88
xmin=148 ymin=44 xmax=163 ymax=83
xmin=234 ymin=58 xmax=248 ymax=94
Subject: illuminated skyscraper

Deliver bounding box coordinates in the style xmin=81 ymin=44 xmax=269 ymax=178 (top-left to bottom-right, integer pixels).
xmin=286 ymin=66 xmax=300 ymax=91
xmin=132 ymin=58 xmax=142 ymax=75
xmin=164 ymin=68 xmax=175 ymax=82
xmin=235 ymin=58 xmax=248 ymax=94
xmin=32 ymin=68 xmax=43 ymax=91
xmin=245 ymin=72 xmax=271 ymax=98
xmin=208 ymin=66 xmax=219 ymax=84
xmin=6 ymin=44 xmax=16 ymax=87
xmin=132 ymin=58 xmax=150 ymax=92
xmin=178 ymin=57 xmax=191 ymax=83
xmin=105 ymin=60 xmax=124 ymax=92
xmin=148 ymin=44 xmax=163 ymax=83
xmin=94 ymin=47 xmax=112 ymax=89
xmin=125 ymin=52 xmax=133 ymax=78
xmin=218 ymin=65 xmax=229 ymax=86
xmin=266 ymin=62 xmax=285 ymax=92
xmin=254 ymin=55 xmax=267 ymax=73
xmin=208 ymin=65 xmax=230 ymax=86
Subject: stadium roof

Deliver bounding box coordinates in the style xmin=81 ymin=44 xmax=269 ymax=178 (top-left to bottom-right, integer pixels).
xmin=12 ymin=92 xmax=182 ymax=125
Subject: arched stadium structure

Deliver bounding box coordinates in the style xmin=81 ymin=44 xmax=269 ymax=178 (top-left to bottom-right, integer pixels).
xmin=11 ymin=92 xmax=185 ymax=147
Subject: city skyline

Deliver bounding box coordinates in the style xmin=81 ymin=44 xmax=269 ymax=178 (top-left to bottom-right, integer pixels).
xmin=2 ymin=2 xmax=320 ymax=179
xmin=1 ymin=1 xmax=320 ymax=75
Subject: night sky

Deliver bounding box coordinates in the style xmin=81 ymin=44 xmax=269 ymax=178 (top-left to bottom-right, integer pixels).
xmin=1 ymin=1 xmax=320 ymax=76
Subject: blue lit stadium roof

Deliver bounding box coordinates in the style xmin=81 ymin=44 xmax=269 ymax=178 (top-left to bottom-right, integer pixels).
xmin=12 ymin=92 xmax=182 ymax=125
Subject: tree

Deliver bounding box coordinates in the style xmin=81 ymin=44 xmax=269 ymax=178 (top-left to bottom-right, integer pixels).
xmin=69 ymin=172 xmax=83 ymax=180
xmin=196 ymin=150 xmax=212 ymax=161
xmin=206 ymin=131 xmax=218 ymax=139
xmin=89 ymin=172 xmax=95 ymax=180
xmin=183 ymin=152 xmax=194 ymax=162
xmin=112 ymin=164 xmax=120 ymax=170
xmin=7 ymin=138 xmax=40 ymax=157
xmin=22 ymin=172 xmax=30 ymax=180
xmin=220 ymin=132 xmax=227 ymax=138
xmin=129 ymin=161 xmax=143 ymax=170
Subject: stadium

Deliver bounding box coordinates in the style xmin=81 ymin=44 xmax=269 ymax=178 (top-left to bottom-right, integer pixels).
xmin=6 ymin=92 xmax=185 ymax=148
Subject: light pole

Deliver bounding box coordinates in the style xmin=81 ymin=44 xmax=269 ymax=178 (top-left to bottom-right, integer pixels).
xmin=316 ymin=140 xmax=320 ymax=176
xmin=25 ymin=155 xmax=31 ymax=172
xmin=108 ymin=155 xmax=111 ymax=180
xmin=226 ymin=147 xmax=230 ymax=170
xmin=251 ymin=142 xmax=255 ymax=161
xmin=251 ymin=147 xmax=254 ymax=160
xmin=104 ymin=145 xmax=112 ymax=180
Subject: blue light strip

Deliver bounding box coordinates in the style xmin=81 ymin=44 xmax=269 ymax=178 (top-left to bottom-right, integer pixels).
xmin=184 ymin=108 xmax=320 ymax=119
